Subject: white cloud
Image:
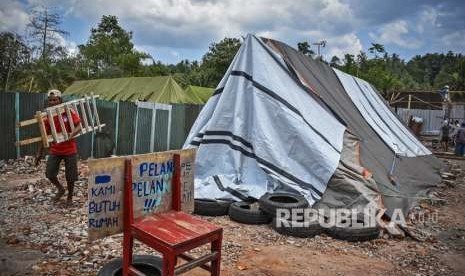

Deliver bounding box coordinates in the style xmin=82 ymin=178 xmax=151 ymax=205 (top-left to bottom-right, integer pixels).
xmin=416 ymin=6 xmax=440 ymax=33
xmin=325 ymin=33 xmax=363 ymax=59
xmin=0 ymin=0 xmax=30 ymax=34
xmin=369 ymin=20 xmax=422 ymax=49
xmin=441 ymin=30 xmax=465 ymax=49
xmin=55 ymin=33 xmax=78 ymax=56
xmin=20 ymin=0 xmax=358 ymax=50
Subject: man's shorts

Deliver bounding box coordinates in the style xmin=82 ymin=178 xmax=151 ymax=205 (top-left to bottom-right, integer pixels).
xmin=46 ymin=154 xmax=78 ymax=183
xmin=441 ymin=136 xmax=450 ymax=143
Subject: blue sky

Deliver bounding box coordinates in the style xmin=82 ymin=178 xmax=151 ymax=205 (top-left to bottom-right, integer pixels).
xmin=2 ymin=0 xmax=464 ymax=64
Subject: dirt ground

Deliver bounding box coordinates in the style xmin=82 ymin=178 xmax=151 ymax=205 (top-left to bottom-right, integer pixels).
xmin=0 ymin=157 xmax=464 ymax=276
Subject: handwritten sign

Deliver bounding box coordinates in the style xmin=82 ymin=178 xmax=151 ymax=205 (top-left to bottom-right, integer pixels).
xmin=87 ymin=149 xmax=195 ymax=240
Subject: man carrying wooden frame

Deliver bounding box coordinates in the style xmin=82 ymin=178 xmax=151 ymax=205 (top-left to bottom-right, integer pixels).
xmin=35 ymin=89 xmax=82 ymax=207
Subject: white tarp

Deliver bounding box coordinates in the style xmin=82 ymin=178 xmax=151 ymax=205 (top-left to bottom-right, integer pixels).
xmin=333 ymin=68 xmax=431 ymax=157
xmin=183 ymin=34 xmax=346 ymax=205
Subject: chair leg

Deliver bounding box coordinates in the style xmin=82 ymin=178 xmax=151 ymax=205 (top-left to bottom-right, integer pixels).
xmin=162 ymin=253 xmax=177 ymax=276
xmin=211 ymin=236 xmax=222 ymax=276
xmin=122 ymin=233 xmax=134 ymax=276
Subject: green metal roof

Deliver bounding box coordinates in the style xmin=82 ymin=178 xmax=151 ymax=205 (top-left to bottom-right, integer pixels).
xmin=64 ymin=76 xmax=203 ymax=104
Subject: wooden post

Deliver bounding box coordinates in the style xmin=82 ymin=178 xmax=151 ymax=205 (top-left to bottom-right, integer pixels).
xmin=15 ymin=92 xmax=20 ymax=158
xmin=172 ymin=154 xmax=181 ymax=211
xmin=123 ymin=158 xmax=134 ymax=276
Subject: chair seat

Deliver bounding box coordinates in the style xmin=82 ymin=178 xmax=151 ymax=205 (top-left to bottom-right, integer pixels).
xmin=132 ymin=211 xmax=222 ymax=248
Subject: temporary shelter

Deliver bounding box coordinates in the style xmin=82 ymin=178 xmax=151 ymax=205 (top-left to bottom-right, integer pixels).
xmin=185 ymin=85 xmax=215 ymax=103
xmin=65 ymin=76 xmax=203 ymax=104
xmin=185 ymin=34 xmax=442 ymax=215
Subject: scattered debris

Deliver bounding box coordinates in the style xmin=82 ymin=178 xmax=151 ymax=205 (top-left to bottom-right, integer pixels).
xmin=0 ymin=157 xmax=464 ymax=275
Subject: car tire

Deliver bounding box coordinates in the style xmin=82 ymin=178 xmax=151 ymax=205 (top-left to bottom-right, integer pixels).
xmin=259 ymin=193 xmax=308 ymax=217
xmin=228 ymin=201 xmax=271 ymax=224
xmin=271 ymin=217 xmax=324 ymax=238
xmin=194 ymin=198 xmax=233 ymax=216
xmin=98 ymin=255 xmax=162 ymax=276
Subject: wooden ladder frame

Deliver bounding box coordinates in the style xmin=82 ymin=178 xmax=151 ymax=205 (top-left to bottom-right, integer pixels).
xmin=15 ymin=94 xmax=105 ymax=148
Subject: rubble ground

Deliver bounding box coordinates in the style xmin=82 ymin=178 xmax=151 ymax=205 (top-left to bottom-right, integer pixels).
xmin=0 ymin=157 xmax=464 ymax=276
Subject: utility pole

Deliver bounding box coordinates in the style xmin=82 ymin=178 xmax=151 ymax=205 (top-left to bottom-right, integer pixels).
xmin=312 ymin=40 xmax=327 ymax=58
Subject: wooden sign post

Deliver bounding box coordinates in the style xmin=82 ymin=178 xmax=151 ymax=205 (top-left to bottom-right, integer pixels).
xmin=87 ymin=149 xmax=195 ymax=241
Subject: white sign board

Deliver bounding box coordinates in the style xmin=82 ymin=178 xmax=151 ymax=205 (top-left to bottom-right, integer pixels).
xmin=87 ymin=149 xmax=195 ymax=240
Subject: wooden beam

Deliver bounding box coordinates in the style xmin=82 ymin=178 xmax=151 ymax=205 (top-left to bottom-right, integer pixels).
xmin=57 ymin=109 xmax=69 ymax=141
xmin=17 ymin=118 xmax=38 ymax=128
xmin=44 ymin=95 xmax=100 ymax=113
xmin=79 ymin=99 xmax=90 ymax=131
xmin=47 ymin=109 xmax=59 ymax=143
xmin=91 ymin=95 xmax=102 ymax=132
xmin=65 ymin=105 xmax=75 ymax=133
xmin=85 ymin=96 xmax=95 ymax=129
xmin=174 ymin=252 xmax=218 ymax=275
xmin=73 ymin=103 xmax=85 ymax=134
xmin=15 ymin=136 xmax=43 ymax=146
xmin=36 ymin=111 xmax=49 ymax=148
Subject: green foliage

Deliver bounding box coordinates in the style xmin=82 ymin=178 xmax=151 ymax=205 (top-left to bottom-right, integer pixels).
xmin=0 ymin=32 xmax=31 ymax=91
xmin=334 ymin=44 xmax=465 ymax=99
xmin=297 ymin=41 xmax=315 ymax=57
xmin=78 ymin=15 xmax=149 ymax=78
xmin=190 ymin=37 xmax=241 ymax=88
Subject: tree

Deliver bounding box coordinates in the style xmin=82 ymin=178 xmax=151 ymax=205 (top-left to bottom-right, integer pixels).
xmin=330 ymin=56 xmax=341 ymax=67
xmin=78 ymin=15 xmax=149 ymax=78
xmin=27 ymin=7 xmax=69 ymax=61
xmin=192 ymin=37 xmax=241 ymax=87
xmin=368 ymin=43 xmax=385 ymax=58
xmin=297 ymin=42 xmax=315 ymax=57
xmin=0 ymin=32 xmax=31 ymax=91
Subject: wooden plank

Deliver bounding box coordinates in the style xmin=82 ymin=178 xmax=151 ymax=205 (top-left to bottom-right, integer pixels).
xmin=79 ymin=100 xmax=90 ymax=131
xmin=57 ymin=108 xmax=69 ymax=141
xmin=85 ymin=96 xmax=95 ymax=129
xmin=46 ymin=109 xmax=59 ymax=143
xmin=91 ymin=95 xmax=102 ymax=132
xmin=44 ymin=95 xmax=100 ymax=113
xmin=64 ymin=105 xmax=75 ymax=133
xmin=36 ymin=111 xmax=49 ymax=148
xmin=174 ymin=252 xmax=218 ymax=275
xmin=178 ymin=253 xmax=211 ymax=271
xmin=17 ymin=118 xmax=38 ymax=127
xmin=15 ymin=136 xmax=43 ymax=146
xmin=73 ymin=103 xmax=85 ymax=134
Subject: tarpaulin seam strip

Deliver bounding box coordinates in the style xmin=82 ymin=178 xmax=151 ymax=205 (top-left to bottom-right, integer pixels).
xmin=195 ymin=131 xmax=254 ymax=150
xmin=190 ymin=138 xmax=324 ymax=197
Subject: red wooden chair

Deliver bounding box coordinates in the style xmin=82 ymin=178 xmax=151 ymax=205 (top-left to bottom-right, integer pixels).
xmin=122 ymin=154 xmax=223 ymax=276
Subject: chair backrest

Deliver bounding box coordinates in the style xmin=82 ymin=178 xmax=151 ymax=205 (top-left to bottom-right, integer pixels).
xmin=123 ymin=153 xmax=182 ymax=230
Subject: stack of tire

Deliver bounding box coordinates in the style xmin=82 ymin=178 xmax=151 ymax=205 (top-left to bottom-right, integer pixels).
xmin=194 ymin=193 xmax=379 ymax=241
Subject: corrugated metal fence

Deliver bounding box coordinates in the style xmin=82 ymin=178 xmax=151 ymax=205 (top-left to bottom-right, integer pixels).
xmin=0 ymin=92 xmax=203 ymax=160
xmin=397 ymin=105 xmax=465 ymax=134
